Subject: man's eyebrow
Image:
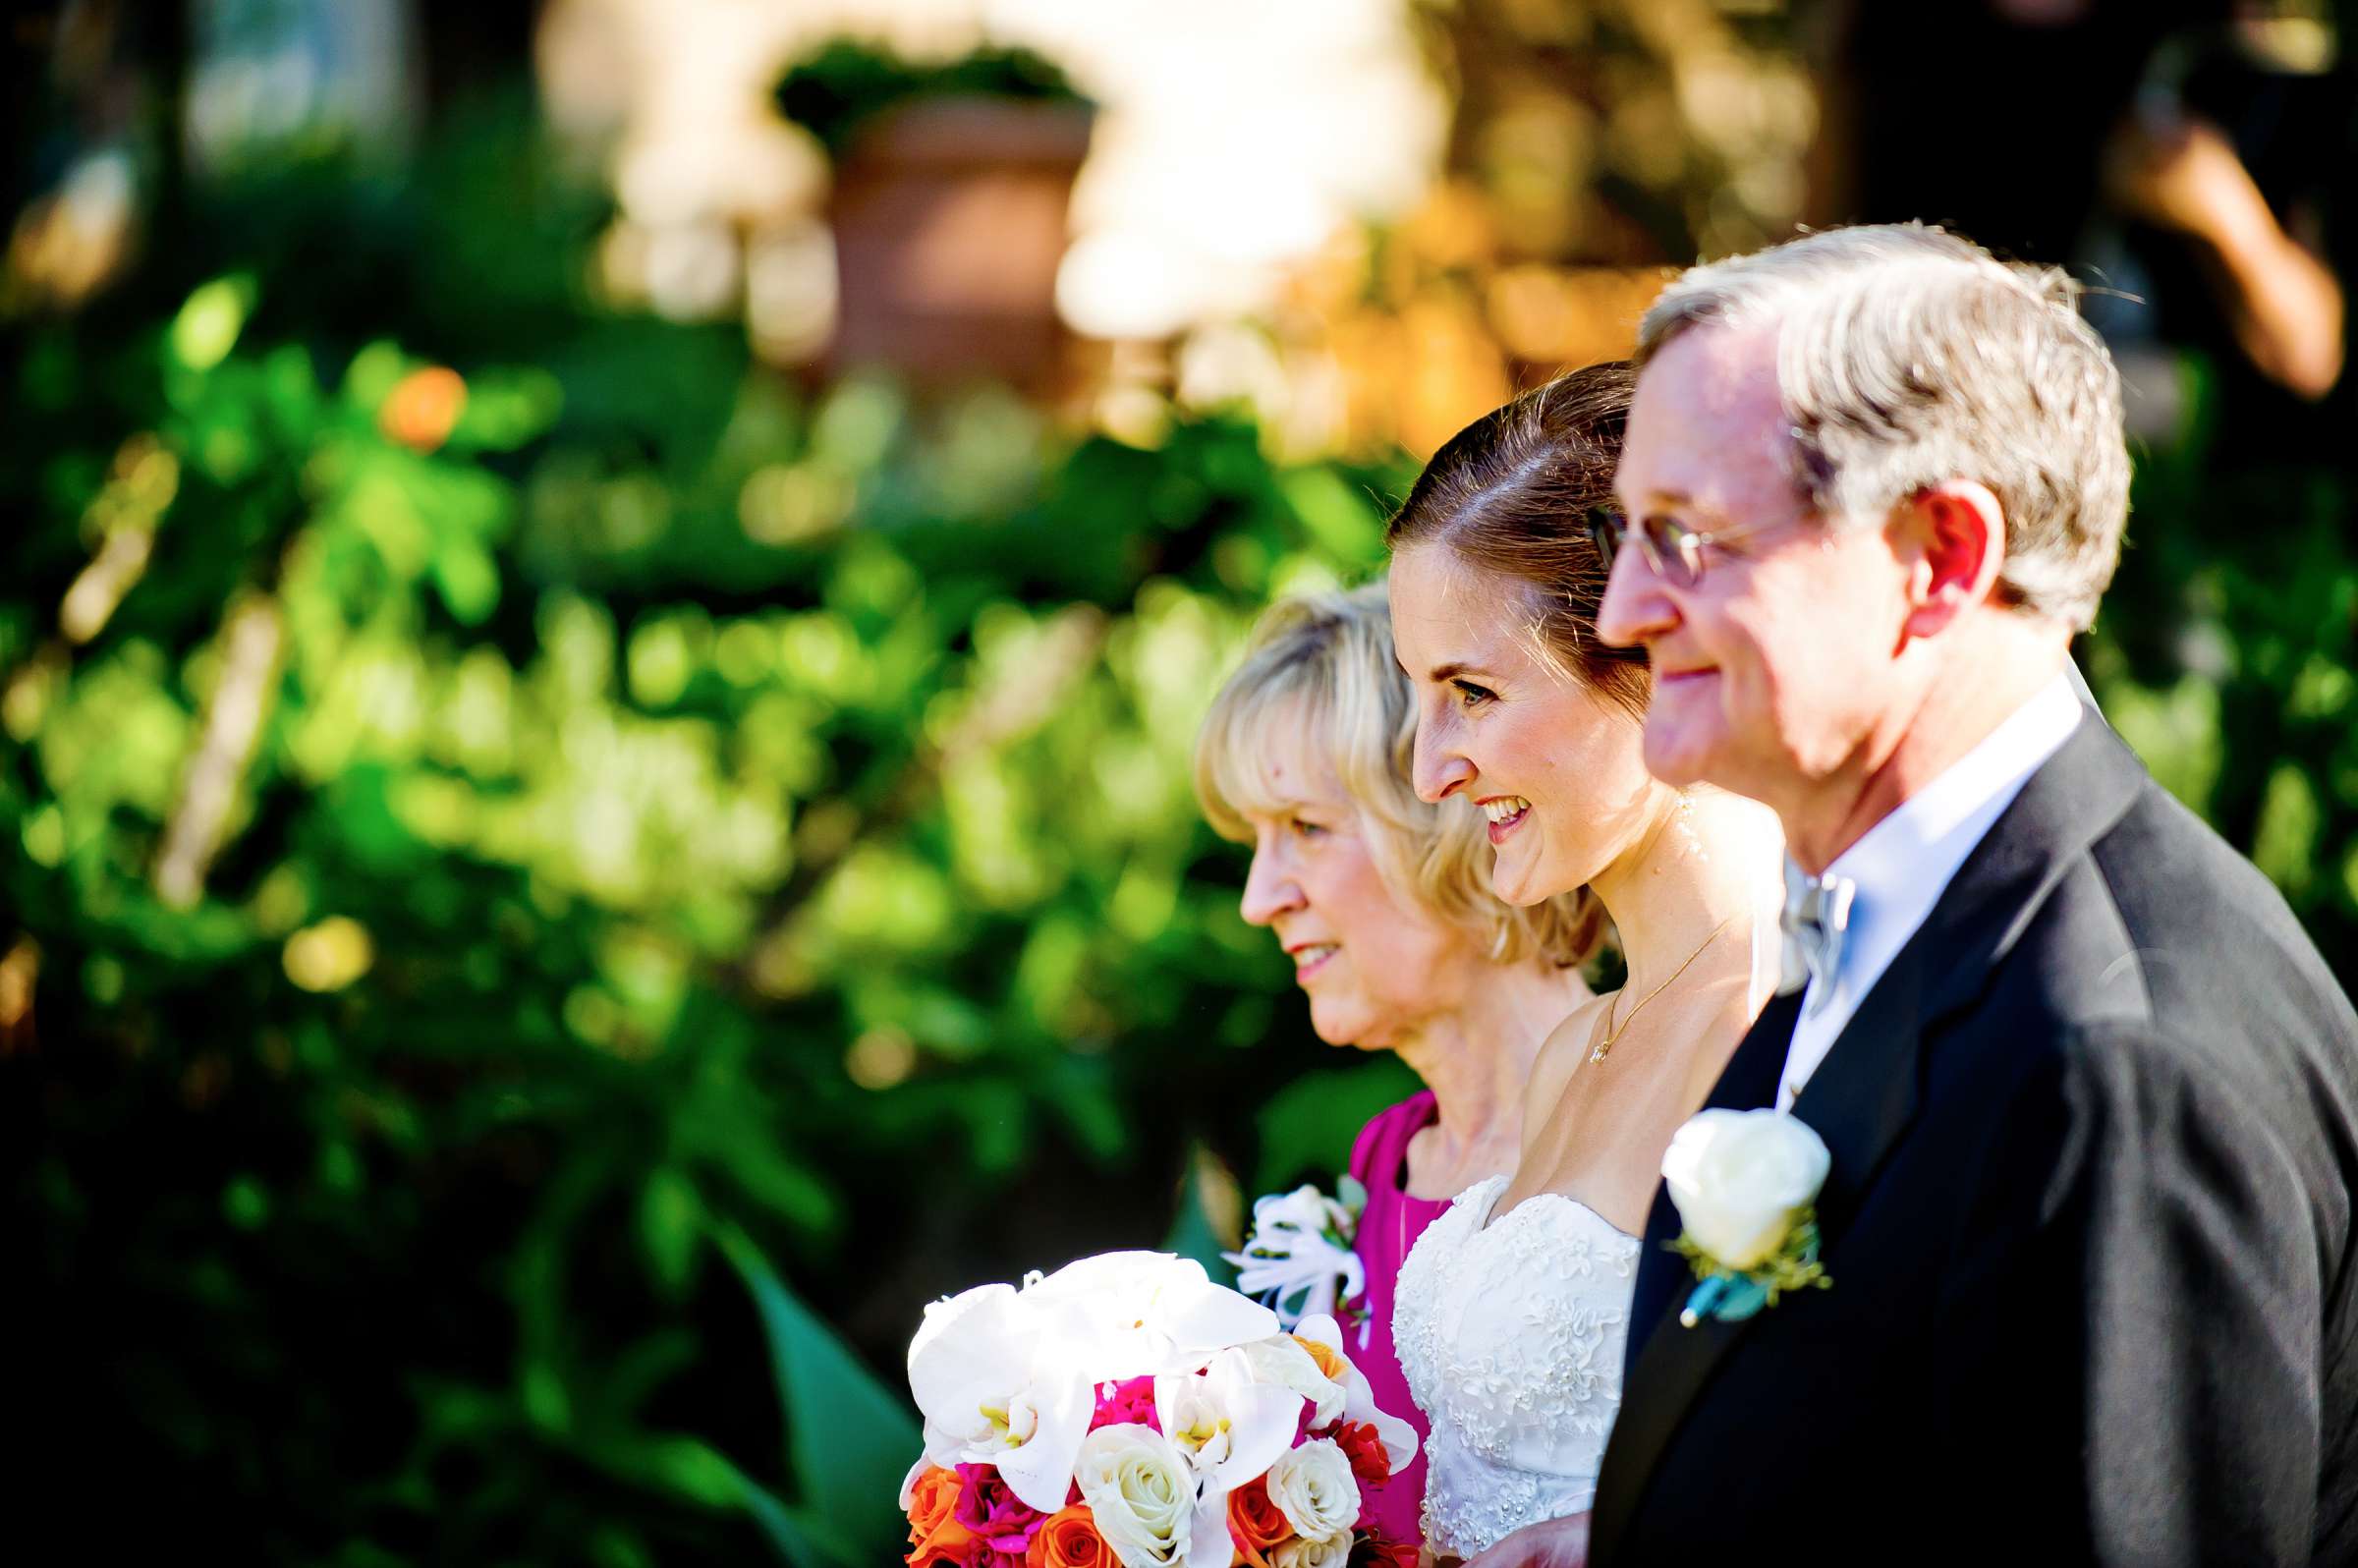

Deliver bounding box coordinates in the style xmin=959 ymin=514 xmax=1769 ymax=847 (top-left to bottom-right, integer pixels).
xmin=1631 ymin=488 xmax=1742 ymax=525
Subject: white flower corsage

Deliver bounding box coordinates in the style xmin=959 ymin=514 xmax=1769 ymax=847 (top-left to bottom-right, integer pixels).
xmin=1661 ymin=1108 xmax=1833 ymax=1326
xmin=1221 ymin=1179 xmax=1369 ymax=1342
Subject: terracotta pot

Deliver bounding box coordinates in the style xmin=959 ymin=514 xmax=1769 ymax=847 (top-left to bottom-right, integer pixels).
xmin=826 ymin=96 xmax=1094 ymax=389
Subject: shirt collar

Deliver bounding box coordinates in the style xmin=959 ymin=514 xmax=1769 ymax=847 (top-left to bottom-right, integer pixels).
xmin=1800 ymin=672 xmax=2085 ymax=990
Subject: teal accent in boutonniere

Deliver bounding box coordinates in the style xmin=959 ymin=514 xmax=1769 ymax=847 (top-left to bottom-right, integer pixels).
xmin=1671 ymin=1209 xmax=1831 ymax=1327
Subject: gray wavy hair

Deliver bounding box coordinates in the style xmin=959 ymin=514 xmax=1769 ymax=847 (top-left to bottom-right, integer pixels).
xmin=1637 ymin=223 xmax=2130 ymax=631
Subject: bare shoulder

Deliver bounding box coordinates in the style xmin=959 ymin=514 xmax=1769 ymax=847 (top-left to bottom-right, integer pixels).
xmin=1523 ymin=994 xmax=1612 ymax=1152
xmin=1675 ymin=977 xmax=1769 ymax=1110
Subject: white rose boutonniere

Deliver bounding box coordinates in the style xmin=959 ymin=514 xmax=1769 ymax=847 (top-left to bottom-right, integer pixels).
xmin=1660 ymin=1108 xmax=1833 ymax=1326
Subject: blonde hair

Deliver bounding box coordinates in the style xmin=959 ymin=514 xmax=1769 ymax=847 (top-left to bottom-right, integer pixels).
xmin=1194 ymin=584 xmax=1606 ymax=971
xmin=1639 ymin=222 xmax=2130 ymax=631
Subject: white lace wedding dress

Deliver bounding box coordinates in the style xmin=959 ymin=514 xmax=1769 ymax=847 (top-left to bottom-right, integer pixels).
xmin=1391 ymin=1174 xmax=1642 ymax=1558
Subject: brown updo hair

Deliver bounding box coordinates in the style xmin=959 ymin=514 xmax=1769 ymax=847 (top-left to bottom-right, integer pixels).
xmin=1383 ymin=362 xmax=1651 ymax=720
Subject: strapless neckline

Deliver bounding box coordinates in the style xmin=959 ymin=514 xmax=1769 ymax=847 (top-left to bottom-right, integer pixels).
xmin=1392 ymin=1175 xmax=1642 ymax=1558
xmin=1473 ymin=1183 xmax=1640 ymax=1244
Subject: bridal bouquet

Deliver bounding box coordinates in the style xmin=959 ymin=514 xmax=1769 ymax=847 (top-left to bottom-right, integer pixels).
xmin=901 ymin=1252 xmax=1419 ymax=1568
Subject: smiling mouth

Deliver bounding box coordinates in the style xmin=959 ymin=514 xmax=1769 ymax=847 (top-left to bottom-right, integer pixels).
xmin=1479 ymin=796 xmax=1531 ymax=844
xmin=1289 ymin=943 xmax=1338 ymax=980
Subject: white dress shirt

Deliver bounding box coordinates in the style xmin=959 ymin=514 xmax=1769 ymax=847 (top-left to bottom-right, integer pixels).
xmin=1776 ymin=674 xmax=2085 ymax=1109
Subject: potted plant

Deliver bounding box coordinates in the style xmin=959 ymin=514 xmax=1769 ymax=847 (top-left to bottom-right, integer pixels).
xmin=777 ymin=40 xmax=1095 ymax=390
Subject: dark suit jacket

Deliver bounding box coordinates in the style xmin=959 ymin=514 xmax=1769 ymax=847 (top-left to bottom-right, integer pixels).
xmin=1592 ymin=719 xmax=2358 ymax=1566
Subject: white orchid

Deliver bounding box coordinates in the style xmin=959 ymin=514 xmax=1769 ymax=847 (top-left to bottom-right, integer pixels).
xmin=904 ymin=1280 xmax=1094 ymax=1512
xmin=1235 ymin=1333 xmax=1347 ymax=1430
xmin=899 ymin=1252 xmax=1420 ymax=1548
xmin=1292 ymin=1313 xmax=1420 ymax=1473
xmin=1153 ymin=1347 xmax=1301 ymax=1496
xmin=1026 ymin=1252 xmax=1281 ymax=1383
xmin=904 ymin=1254 xmax=1280 ymax=1515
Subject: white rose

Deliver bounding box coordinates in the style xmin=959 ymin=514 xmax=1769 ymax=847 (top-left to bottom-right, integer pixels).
xmin=1074 ymin=1423 xmax=1197 ymax=1568
xmin=1263 ymin=1438 xmax=1360 ymax=1544
xmin=1660 ymin=1108 xmax=1831 ymax=1270
xmin=1272 ymin=1533 xmax=1355 ymax=1568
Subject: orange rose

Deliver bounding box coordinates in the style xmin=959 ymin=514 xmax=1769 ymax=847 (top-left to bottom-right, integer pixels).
xmin=1292 ymin=1334 xmax=1346 ymax=1382
xmin=1227 ymin=1476 xmax=1294 ymax=1568
xmin=1028 ymin=1505 xmax=1117 ymax=1568
xmin=907 ymin=1466 xmax=979 ymax=1566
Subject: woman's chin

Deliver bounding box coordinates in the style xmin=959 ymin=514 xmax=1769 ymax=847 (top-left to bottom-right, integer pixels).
xmin=1489 ymin=852 xmax=1566 ymax=908
xmin=1308 ymin=1005 xmax=1380 ymax=1049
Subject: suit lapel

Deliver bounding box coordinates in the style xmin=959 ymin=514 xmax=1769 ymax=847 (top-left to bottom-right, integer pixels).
xmin=1626 ymin=989 xmax=1800 ymax=1363
xmin=1592 ymin=718 xmax=2151 ymax=1564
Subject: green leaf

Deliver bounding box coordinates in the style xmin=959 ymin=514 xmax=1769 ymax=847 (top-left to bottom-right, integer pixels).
xmin=728 ymin=1460 xmax=856 ymax=1568
xmin=170 ymin=274 xmax=257 ymax=371
xmin=714 ymin=1222 xmax=919 ymax=1563
xmin=1253 ymin=1058 xmax=1422 ymax=1193
xmin=639 ymin=1168 xmax=702 ymax=1299
xmin=1163 ymin=1142 xmax=1240 ymax=1284
xmin=1277 ymin=467 xmax=1383 ymax=566
xmin=432 ymin=537 xmax=502 ymax=625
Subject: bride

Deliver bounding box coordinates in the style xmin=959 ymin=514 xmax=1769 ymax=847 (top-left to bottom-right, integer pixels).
xmin=1382 ymin=363 xmax=1785 ymax=1565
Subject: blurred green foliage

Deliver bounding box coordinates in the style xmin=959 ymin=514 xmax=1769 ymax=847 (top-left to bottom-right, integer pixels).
xmin=4 ymin=96 xmax=1414 ymax=1565
xmin=8 ymin=44 xmax=2356 ymax=1568
xmin=2086 ymin=360 xmax=2358 ymax=975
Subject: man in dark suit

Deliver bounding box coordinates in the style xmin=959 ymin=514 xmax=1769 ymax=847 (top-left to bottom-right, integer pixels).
xmin=1482 ymin=223 xmax=2358 ymax=1567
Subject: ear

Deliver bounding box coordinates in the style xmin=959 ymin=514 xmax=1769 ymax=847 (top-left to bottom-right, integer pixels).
xmin=1890 ymin=480 xmax=2005 ymax=640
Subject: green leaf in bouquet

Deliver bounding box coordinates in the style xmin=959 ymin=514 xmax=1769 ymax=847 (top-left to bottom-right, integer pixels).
xmin=713 ymin=1222 xmax=918 ymax=1565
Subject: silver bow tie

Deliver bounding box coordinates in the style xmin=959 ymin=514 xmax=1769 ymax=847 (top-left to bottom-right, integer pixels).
xmin=1778 ymin=861 xmax=1855 ymax=1017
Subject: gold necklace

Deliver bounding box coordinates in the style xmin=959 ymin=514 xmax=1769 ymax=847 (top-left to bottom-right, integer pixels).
xmin=1589 ymin=917 xmax=1737 ymax=1065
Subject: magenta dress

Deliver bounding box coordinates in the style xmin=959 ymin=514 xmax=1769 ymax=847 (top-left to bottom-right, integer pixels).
xmin=1345 ymin=1090 xmax=1452 ymax=1546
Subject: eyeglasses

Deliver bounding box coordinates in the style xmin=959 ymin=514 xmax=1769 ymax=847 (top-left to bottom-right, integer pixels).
xmin=1586 ymin=505 xmax=1786 ymax=588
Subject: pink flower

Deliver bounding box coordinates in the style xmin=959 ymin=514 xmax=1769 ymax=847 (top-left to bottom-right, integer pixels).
xmin=1292 ymin=1400 xmax=1323 ymax=1447
xmin=1088 ymin=1375 xmax=1160 ymax=1433
xmin=955 ymin=1464 xmax=1049 ymax=1557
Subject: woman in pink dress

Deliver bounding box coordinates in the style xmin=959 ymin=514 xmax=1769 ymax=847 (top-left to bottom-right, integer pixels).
xmin=1193 ymin=585 xmax=1601 ymax=1546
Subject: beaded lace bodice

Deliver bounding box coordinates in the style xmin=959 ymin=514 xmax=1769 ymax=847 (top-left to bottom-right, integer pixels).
xmin=1391 ymin=1175 xmax=1642 ymax=1558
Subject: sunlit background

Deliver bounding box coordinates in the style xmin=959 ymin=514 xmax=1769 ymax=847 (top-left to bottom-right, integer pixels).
xmin=7 ymin=0 xmax=2353 ymax=1560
